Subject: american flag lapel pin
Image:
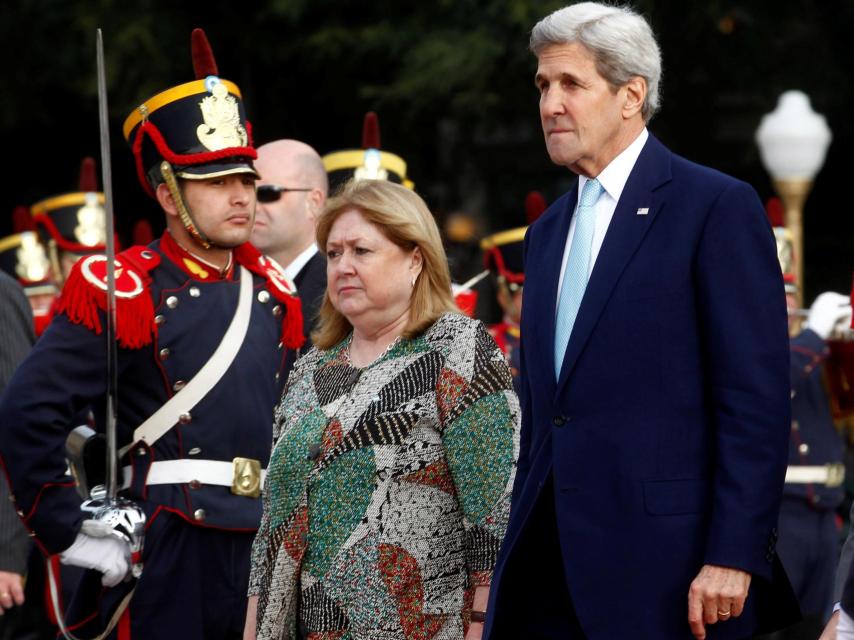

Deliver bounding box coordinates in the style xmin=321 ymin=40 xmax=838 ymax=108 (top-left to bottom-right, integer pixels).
xmin=636 ymin=207 xmax=649 ymax=216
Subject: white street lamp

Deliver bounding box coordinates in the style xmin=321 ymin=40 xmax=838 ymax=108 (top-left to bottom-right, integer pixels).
xmin=756 ymin=90 xmax=832 ymax=304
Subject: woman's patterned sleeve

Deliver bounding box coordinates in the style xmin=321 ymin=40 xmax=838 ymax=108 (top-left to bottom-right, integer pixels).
xmin=248 ymin=484 xmax=272 ymax=596
xmin=438 ymin=319 xmax=521 ymax=586
xmin=248 ymin=351 xmax=312 ymax=596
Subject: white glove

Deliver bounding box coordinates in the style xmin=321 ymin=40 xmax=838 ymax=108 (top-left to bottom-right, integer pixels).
xmin=59 ymin=532 xmax=130 ymax=587
xmin=805 ymin=291 xmax=852 ymax=340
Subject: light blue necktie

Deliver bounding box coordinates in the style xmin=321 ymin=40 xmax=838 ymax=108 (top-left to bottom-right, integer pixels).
xmin=554 ymin=178 xmax=604 ymax=378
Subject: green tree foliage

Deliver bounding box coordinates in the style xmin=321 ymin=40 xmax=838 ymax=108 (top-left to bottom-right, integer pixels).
xmin=2 ymin=0 xmax=852 ymax=297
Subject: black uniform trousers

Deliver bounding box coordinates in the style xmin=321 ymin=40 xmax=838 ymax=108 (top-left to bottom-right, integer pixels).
xmin=70 ymin=511 xmax=254 ymax=640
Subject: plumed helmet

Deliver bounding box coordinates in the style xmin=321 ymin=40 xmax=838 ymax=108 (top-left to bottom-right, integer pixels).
xmin=122 ymin=28 xmax=258 ymax=197
xmin=322 ymin=112 xmax=413 ymax=192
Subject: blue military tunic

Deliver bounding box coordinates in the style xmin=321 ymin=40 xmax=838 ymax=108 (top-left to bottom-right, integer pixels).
xmin=777 ymin=328 xmax=845 ymax=620
xmin=0 ymin=231 xmax=301 ymax=636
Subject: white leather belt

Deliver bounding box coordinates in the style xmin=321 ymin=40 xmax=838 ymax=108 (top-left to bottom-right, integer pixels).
xmin=121 ymin=459 xmax=267 ymax=490
xmin=785 ymin=463 xmax=845 ymax=488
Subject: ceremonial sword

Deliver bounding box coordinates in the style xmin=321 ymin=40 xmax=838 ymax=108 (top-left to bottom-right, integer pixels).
xmin=49 ymin=29 xmax=146 ymax=640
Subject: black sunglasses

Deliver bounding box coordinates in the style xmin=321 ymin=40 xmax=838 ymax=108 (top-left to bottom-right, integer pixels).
xmin=256 ymin=184 xmax=313 ymax=203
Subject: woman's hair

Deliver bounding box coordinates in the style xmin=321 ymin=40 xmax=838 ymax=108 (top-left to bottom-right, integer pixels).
xmin=530 ymin=2 xmax=662 ymax=122
xmin=312 ymin=179 xmax=458 ymax=349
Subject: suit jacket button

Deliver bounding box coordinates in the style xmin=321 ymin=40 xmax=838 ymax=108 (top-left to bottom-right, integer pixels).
xmin=553 ymin=415 xmax=567 ymax=427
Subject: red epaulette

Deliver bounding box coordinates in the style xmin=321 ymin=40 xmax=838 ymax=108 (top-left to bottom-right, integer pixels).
xmin=57 ymin=246 xmax=161 ymax=349
xmin=233 ymin=243 xmax=305 ymax=350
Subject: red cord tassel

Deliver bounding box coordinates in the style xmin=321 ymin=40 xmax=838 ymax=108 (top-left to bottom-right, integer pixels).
xmin=57 ymin=261 xmax=156 ymax=349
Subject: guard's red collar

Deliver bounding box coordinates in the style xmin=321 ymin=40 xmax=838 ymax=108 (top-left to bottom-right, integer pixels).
xmin=159 ymin=231 xmax=234 ymax=281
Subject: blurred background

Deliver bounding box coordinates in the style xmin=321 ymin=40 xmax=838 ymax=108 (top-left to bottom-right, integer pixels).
xmin=1 ymin=0 xmax=851 ymax=302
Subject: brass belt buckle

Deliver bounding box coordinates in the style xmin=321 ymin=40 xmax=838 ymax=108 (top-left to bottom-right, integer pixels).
xmin=232 ymin=457 xmax=261 ymax=497
xmin=826 ymin=463 xmax=846 ymax=488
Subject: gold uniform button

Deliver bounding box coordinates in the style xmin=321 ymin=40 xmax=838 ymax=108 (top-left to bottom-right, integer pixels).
xmin=193 ymin=509 xmax=206 ymax=521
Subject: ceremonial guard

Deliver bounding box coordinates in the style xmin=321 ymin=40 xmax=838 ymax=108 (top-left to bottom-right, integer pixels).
xmin=767 ymin=199 xmax=850 ymax=639
xmin=0 ymin=206 xmax=59 ymax=336
xmin=0 ymin=28 xmax=302 ymax=640
xmin=321 ymin=111 xmax=414 ymax=191
xmin=479 ymin=191 xmax=546 ymax=390
xmin=31 ymin=157 xmax=109 ymax=284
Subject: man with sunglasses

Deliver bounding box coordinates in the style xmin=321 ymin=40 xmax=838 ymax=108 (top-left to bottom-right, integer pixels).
xmin=252 ymin=139 xmax=328 ymax=348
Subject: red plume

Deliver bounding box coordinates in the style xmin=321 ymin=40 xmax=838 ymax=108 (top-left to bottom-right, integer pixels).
xmin=132 ymin=219 xmax=155 ymax=246
xmin=524 ymin=191 xmax=547 ymax=224
xmin=79 ymin=157 xmax=99 ymax=192
xmin=765 ymin=197 xmax=784 ymax=228
xmin=849 ymin=273 xmax=853 ymax=330
xmin=12 ymin=206 xmax=34 ymax=233
xmin=362 ymin=112 xmax=381 ymax=149
xmin=191 ymin=28 xmax=218 ymax=79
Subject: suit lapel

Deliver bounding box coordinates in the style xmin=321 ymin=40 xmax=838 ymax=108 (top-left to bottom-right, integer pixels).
xmin=555 ymin=135 xmax=673 ymax=396
xmin=530 ymin=185 xmax=579 ymax=386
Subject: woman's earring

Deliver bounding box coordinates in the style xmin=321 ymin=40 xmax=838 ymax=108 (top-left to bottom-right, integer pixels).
xmin=410 ymin=277 xmax=416 ymax=288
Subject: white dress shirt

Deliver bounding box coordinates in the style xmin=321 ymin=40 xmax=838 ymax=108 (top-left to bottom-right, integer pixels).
xmin=283 ymin=243 xmax=319 ymax=281
xmin=555 ymin=128 xmax=649 ymax=311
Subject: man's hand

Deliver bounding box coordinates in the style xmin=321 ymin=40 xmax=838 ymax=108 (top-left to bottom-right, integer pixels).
xmin=0 ymin=571 xmax=25 ymax=615
xmin=59 ymin=532 xmax=130 ymax=587
xmin=687 ymin=564 xmax=751 ymax=640
xmin=820 ymin=609 xmax=840 ymax=640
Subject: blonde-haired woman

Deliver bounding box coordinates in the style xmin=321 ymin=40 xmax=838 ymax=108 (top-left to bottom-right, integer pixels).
xmin=245 ymin=179 xmax=519 ymax=640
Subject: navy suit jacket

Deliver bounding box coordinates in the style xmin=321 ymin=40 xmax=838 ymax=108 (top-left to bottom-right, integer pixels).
xmin=293 ymin=250 xmax=326 ymax=342
xmin=486 ymin=134 xmax=797 ymax=639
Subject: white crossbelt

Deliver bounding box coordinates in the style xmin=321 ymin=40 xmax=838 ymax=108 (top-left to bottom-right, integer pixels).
xmin=785 ymin=464 xmax=845 ymax=487
xmin=118 ymin=266 xmax=253 ymax=458
xmin=121 ymin=459 xmax=267 ymax=489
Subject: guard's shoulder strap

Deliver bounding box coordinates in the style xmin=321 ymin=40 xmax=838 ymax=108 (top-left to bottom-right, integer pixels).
xmin=57 ymin=246 xmax=160 ymax=349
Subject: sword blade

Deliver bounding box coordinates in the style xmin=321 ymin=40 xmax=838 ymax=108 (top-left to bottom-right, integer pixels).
xmin=96 ymin=29 xmax=119 ymax=502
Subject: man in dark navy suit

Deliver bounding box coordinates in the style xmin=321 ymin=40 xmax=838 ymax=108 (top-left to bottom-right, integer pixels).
xmin=484 ymin=3 xmax=796 ymax=639
xmin=252 ymin=139 xmax=328 ymax=348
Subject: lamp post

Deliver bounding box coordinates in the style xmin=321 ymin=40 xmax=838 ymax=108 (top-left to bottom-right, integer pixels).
xmin=756 ymin=90 xmax=832 ymax=306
